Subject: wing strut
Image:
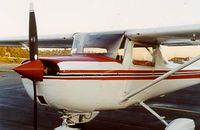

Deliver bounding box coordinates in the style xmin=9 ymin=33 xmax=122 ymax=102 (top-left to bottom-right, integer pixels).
xmin=120 ymin=53 xmax=200 ymax=103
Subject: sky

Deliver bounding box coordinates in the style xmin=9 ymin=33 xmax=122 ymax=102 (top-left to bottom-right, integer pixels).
xmin=0 ymin=0 xmax=200 ymax=58
xmin=0 ymin=0 xmax=200 ymax=36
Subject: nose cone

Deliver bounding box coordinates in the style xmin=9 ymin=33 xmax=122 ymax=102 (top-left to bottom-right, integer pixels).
xmin=14 ymin=60 xmax=44 ymax=81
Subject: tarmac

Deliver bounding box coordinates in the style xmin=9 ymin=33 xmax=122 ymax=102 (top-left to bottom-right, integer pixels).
xmin=1 ymin=64 xmax=200 ymax=130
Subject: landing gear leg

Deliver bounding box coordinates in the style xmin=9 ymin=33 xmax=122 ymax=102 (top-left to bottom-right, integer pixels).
xmin=140 ymin=102 xmax=195 ymax=130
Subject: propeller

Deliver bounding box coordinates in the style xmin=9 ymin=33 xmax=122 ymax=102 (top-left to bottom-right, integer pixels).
xmin=14 ymin=3 xmax=43 ymax=130
xmin=29 ymin=3 xmax=38 ymax=130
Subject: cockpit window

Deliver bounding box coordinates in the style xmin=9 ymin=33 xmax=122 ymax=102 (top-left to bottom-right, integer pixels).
xmin=84 ymin=48 xmax=107 ymax=53
xmin=71 ymin=33 xmax=82 ymax=54
xmin=71 ymin=33 xmax=124 ymax=59
xmin=116 ymin=49 xmax=124 ymax=62
xmin=132 ymin=47 xmax=154 ymax=66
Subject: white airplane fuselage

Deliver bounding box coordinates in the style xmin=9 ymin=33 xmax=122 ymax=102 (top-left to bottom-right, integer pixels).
xmin=20 ymin=54 xmax=200 ymax=112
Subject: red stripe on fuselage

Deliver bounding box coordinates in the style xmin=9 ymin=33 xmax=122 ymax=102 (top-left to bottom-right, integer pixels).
xmin=42 ymin=73 xmax=200 ymax=80
xmin=59 ymin=69 xmax=200 ymax=74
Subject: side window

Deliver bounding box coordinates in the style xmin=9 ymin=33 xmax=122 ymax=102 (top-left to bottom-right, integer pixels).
xmin=83 ymin=48 xmax=107 ymax=54
xmin=116 ymin=48 xmax=124 ymax=62
xmin=132 ymin=47 xmax=154 ymax=66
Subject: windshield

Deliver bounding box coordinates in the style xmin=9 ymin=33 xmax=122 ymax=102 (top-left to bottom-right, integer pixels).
xmin=71 ymin=33 xmax=123 ymax=59
xmin=71 ymin=33 xmax=82 ymax=54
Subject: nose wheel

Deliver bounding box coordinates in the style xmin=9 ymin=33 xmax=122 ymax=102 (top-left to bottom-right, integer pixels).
xmin=54 ymin=111 xmax=99 ymax=130
xmin=54 ymin=125 xmax=80 ymax=130
xmin=54 ymin=115 xmax=83 ymax=130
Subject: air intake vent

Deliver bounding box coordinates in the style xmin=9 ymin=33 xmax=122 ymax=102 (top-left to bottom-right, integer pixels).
xmin=37 ymin=96 xmax=48 ymax=105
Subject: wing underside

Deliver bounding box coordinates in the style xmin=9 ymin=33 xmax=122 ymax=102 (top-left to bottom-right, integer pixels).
xmin=126 ymin=24 xmax=200 ymax=46
xmin=0 ymin=24 xmax=200 ymax=48
xmin=0 ymin=34 xmax=73 ymax=48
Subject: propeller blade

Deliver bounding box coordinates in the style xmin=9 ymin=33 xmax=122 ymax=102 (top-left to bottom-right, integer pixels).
xmin=29 ymin=3 xmax=38 ymax=130
xmin=29 ymin=3 xmax=38 ymax=60
xmin=33 ymin=80 xmax=37 ymax=130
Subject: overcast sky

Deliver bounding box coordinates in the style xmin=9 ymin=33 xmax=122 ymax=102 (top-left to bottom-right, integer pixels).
xmin=0 ymin=0 xmax=200 ymax=37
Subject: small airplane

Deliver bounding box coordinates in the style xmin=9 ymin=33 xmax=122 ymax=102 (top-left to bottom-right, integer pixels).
xmin=1 ymin=4 xmax=200 ymax=130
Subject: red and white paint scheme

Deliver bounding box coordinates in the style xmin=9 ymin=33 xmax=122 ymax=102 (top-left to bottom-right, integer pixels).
xmin=1 ymin=7 xmax=200 ymax=130
xmin=15 ymin=48 xmax=200 ymax=112
xmin=13 ymin=32 xmax=200 ymax=130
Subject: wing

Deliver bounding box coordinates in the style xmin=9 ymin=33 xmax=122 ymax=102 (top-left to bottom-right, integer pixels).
xmin=0 ymin=34 xmax=73 ymax=48
xmin=0 ymin=31 xmax=125 ymax=49
xmin=1 ymin=24 xmax=200 ymax=48
xmin=126 ymin=24 xmax=200 ymax=46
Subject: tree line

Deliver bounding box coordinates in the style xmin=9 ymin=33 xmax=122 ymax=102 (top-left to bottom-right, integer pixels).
xmin=0 ymin=47 xmax=71 ymax=63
